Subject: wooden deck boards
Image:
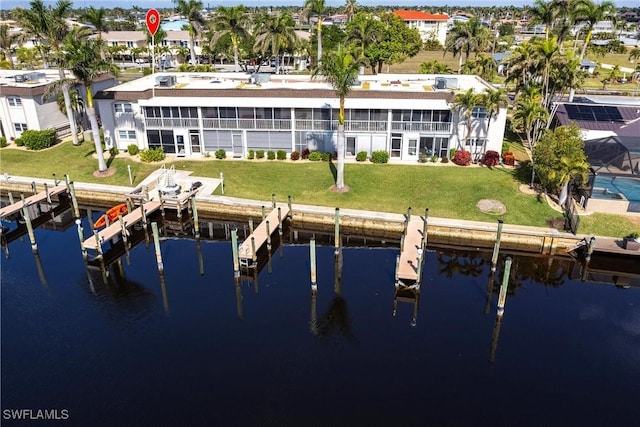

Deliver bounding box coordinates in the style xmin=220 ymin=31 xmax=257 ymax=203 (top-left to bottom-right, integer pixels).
xmin=238 ymin=206 xmax=290 ymax=262
xmin=0 ymin=185 xmax=67 ymax=219
xmin=397 ymin=218 xmax=425 ymax=281
xmin=82 ymin=201 xmax=161 ymax=251
xmin=593 ymin=237 xmax=640 ymax=257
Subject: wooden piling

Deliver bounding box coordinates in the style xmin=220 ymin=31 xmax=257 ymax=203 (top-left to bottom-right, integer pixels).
xmin=231 ymin=228 xmax=240 ymax=278
xmin=44 ymin=182 xmax=51 ymax=205
xmin=8 ymin=192 xmax=14 ymax=205
xmin=278 ymin=207 xmax=283 ymax=238
xmin=68 ymin=182 xmax=80 ymax=218
xmin=151 ymin=222 xmax=164 ymax=273
xmin=52 ymin=173 xmax=58 ymax=185
xmin=585 ymin=236 xmax=596 ymax=262
xmin=394 ymin=254 xmax=400 ymax=285
xmin=265 ymin=220 xmax=271 ymax=248
xmin=271 ymin=193 xmax=276 ymax=209
xmin=118 ymin=214 xmax=128 ymax=247
xmin=93 ymin=230 xmax=103 ymax=257
xmin=220 ymin=172 xmax=224 ymax=195
xmin=497 ymin=257 xmax=512 ymax=316
xmin=75 ymin=219 xmax=87 ymax=261
xmin=251 ymin=236 xmax=256 ymax=262
xmin=176 ymin=199 xmax=182 ymax=220
xmin=31 ymin=181 xmax=37 ymax=195
xmin=139 ymin=203 xmax=147 ymax=227
xmin=491 ymin=220 xmax=504 ymax=273
xmin=310 ymin=237 xmax=317 ymax=290
xmin=287 ymin=195 xmax=292 ymax=218
xmin=334 ymin=207 xmax=340 ymax=255
xmin=261 ymin=205 xmax=266 ymax=221
xmin=416 ymin=244 xmax=424 ymax=285
xmin=249 ymin=218 xmax=254 ymax=234
xmin=21 ymin=205 xmax=37 ymax=251
xmin=192 ymin=198 xmax=200 ymax=238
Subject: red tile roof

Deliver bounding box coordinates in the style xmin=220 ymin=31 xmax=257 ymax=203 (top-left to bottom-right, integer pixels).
xmin=393 ymin=10 xmax=449 ymax=21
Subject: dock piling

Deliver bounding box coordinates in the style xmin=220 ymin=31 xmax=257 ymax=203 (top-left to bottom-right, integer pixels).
xmin=249 ymin=219 xmax=254 ymax=234
xmin=75 ymin=219 xmax=87 ymax=261
xmin=278 ymin=207 xmax=283 ymax=238
xmin=585 ymin=236 xmax=596 ymax=263
xmin=261 ymin=205 xmax=266 ymax=221
xmin=334 ymin=207 xmax=340 ymax=255
xmin=394 ymin=254 xmax=400 ymax=285
xmin=31 ymin=181 xmax=37 ymax=195
xmin=68 ymin=182 xmax=80 ymax=218
xmin=497 ymin=257 xmax=512 ymax=316
xmin=287 ymin=195 xmax=292 ymax=218
xmin=8 ymin=192 xmax=14 ymax=205
xmin=53 ymin=173 xmax=58 ymax=185
xmin=265 ymin=220 xmax=271 ymax=249
xmin=491 ymin=220 xmax=504 ymax=273
xmin=192 ymin=198 xmax=200 ymax=239
xmin=22 ymin=205 xmax=37 ymax=251
xmin=231 ymin=228 xmax=240 ymax=278
xmin=251 ymin=236 xmax=256 ymax=262
xmin=220 ymin=172 xmax=224 ymax=195
xmin=310 ymin=237 xmax=317 ymax=291
xmin=271 ymin=193 xmax=276 ymax=209
xmin=151 ymin=222 xmax=164 ymax=273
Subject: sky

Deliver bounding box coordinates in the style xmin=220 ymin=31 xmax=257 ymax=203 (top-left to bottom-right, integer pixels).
xmin=1 ymin=0 xmax=639 ymax=9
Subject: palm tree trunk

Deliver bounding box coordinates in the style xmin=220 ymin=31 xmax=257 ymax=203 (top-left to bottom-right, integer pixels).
xmin=233 ymin=43 xmax=239 ymax=72
xmin=88 ymin=106 xmax=107 ymax=171
xmin=458 ymin=54 xmax=463 ymax=74
xmin=336 ymin=123 xmax=345 ymax=189
xmin=317 ymin=21 xmax=322 ymax=64
xmin=189 ymin=34 xmax=197 ymax=65
xmin=570 ymin=30 xmax=592 ymax=102
xmin=59 ymin=69 xmax=79 ymax=146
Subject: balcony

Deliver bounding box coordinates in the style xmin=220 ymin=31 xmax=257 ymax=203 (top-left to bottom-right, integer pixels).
xmin=391 ymin=121 xmax=451 ymax=132
xmin=145 ymin=118 xmax=199 ymax=128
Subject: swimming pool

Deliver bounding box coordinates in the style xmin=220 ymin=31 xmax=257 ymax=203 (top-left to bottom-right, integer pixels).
xmin=592 ymin=175 xmax=640 ymax=202
xmin=162 ymin=20 xmax=188 ymax=31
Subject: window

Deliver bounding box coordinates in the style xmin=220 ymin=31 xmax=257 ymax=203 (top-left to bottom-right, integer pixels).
xmin=472 ymin=107 xmax=487 ymax=119
xmin=8 ymin=97 xmax=22 ymax=107
xmin=126 ymin=41 xmax=134 ymax=48
xmin=14 ymin=123 xmax=27 ymax=132
xmin=118 ymin=130 xmax=136 ymax=140
xmin=114 ymin=103 xmax=133 ymax=113
xmin=146 ymin=129 xmax=176 ymax=153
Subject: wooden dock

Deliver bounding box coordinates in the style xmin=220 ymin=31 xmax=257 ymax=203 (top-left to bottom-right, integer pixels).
xmin=0 ymin=184 xmax=67 ymax=219
xmin=397 ymin=218 xmax=426 ymax=282
xmin=238 ymin=206 xmax=290 ymax=264
xmin=593 ymin=237 xmax=640 ymax=257
xmin=82 ymin=201 xmax=161 ymax=251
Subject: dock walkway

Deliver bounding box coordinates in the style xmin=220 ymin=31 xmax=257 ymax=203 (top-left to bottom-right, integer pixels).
xmin=0 ymin=184 xmax=67 ymax=219
xmin=397 ymin=218 xmax=426 ymax=282
xmin=238 ymin=206 xmax=290 ymax=264
xmin=82 ymin=200 xmax=161 ymax=251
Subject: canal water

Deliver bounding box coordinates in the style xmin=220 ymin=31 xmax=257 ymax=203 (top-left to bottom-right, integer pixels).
xmin=1 ymin=207 xmax=639 ymax=426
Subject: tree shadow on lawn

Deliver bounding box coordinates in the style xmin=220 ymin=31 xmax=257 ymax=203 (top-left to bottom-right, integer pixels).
xmin=491 ymin=160 xmax=533 ymax=185
xmin=328 ymin=159 xmax=337 ymax=184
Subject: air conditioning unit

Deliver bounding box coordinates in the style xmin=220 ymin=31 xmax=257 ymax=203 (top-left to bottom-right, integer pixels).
xmin=24 ymin=72 xmax=45 ymax=82
xmin=434 ymin=77 xmax=447 ymax=90
xmin=156 ymin=75 xmax=177 ymax=87
xmin=14 ymin=74 xmax=27 ymax=83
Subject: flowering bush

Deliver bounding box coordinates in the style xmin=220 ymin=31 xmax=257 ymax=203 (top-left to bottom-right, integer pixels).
xmin=290 ymin=151 xmax=300 ymax=160
xmin=502 ymin=151 xmax=515 ymax=166
xmin=452 ymin=150 xmax=471 ymax=166
xmin=482 ymin=150 xmax=500 ymax=167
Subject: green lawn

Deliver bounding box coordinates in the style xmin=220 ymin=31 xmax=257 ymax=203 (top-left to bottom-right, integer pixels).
xmin=3 ymin=140 xmax=638 ymax=237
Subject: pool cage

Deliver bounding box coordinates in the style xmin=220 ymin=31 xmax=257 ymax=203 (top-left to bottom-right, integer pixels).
xmin=584 ymin=136 xmax=640 ymax=176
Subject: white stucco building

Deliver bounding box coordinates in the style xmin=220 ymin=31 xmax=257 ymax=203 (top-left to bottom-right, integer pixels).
xmin=95 ymin=72 xmax=507 ymax=163
xmin=393 ymin=10 xmax=450 ymax=47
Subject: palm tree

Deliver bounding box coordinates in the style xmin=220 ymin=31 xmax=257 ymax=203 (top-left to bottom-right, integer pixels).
xmin=344 ymin=0 xmax=357 ymax=22
xmin=512 ymin=88 xmax=549 ymax=186
xmin=209 ymin=5 xmax=249 ymax=73
xmin=534 ymin=36 xmax=560 ymax=107
xmin=444 ymin=18 xmax=489 ymax=73
xmin=0 ymin=24 xmax=19 ymax=69
xmin=527 ymin=0 xmax=557 ymax=40
xmin=81 ymin=7 xmax=109 ymax=60
xmin=173 ymin=0 xmax=205 ymax=65
xmin=345 ymin=12 xmax=381 ymax=58
xmin=15 ymin=0 xmax=80 ymax=146
xmin=15 ymin=46 xmax=40 ymax=69
xmin=254 ymin=13 xmax=296 ymax=75
xmin=453 ymin=88 xmax=480 ymax=148
xmin=55 ymin=33 xmax=118 ymax=172
xmin=505 ymin=42 xmax=539 ymax=90
xmin=303 ymin=0 xmax=326 ymax=64
xmin=481 ymin=87 xmax=508 ymax=143
xmin=313 ymin=46 xmax=361 ymax=191
xmin=628 ymin=47 xmax=640 ymax=70
xmin=419 ymin=60 xmax=452 ymax=74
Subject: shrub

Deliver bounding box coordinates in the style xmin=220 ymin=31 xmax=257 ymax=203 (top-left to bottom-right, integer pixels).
xmin=256 ymin=150 xmax=265 ymax=159
xmin=301 ymin=148 xmax=310 ymax=159
xmin=248 ymin=149 xmax=255 ymax=159
xmin=277 ymin=150 xmax=286 ymax=160
xmin=109 ymin=146 xmax=118 ymax=157
xmin=127 ymin=144 xmax=139 ymax=155
xmin=20 ymin=129 xmax=56 ymax=150
xmin=321 ymin=152 xmax=331 ymax=162
xmin=502 ymin=151 xmax=515 ymax=166
xmin=215 ymin=149 xmax=226 ymax=159
xmin=14 ymin=138 xmax=24 ymax=146
xmin=139 ymin=147 xmax=165 ymax=162
xmin=370 ymin=150 xmax=389 ymax=164
xmin=203 ymin=151 xmax=211 ymax=158
xmin=482 ymin=150 xmax=500 ymax=167
xmin=452 ymin=150 xmax=472 ymax=166
xmin=449 ymin=148 xmax=456 ymax=159
xmin=431 ymin=155 xmax=439 ymax=163
xmin=441 ymin=157 xmax=449 ymax=164
xmin=501 ymin=142 xmax=509 ymax=154
xmin=290 ymin=151 xmax=300 ymax=161
xmin=418 ymin=153 xmax=428 ymax=163
xmin=267 ymin=150 xmax=276 ymax=160
xmin=0 ymin=137 xmax=7 ymax=148
xmin=356 ymin=151 xmax=368 ymax=162
xmin=308 ymin=151 xmax=322 ymax=161
xmin=142 ymin=67 xmax=152 ymax=76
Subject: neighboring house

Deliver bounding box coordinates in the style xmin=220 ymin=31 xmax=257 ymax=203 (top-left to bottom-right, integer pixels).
xmin=0 ymin=69 xmax=118 ymax=140
xmin=580 ymin=60 xmax=598 ymax=74
xmin=94 ymin=72 xmax=507 ymax=163
xmin=393 ymin=10 xmax=449 ymax=47
xmin=100 ymin=30 xmax=202 ymax=63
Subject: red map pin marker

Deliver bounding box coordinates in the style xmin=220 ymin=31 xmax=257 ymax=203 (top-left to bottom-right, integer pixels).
xmin=146 ymin=9 xmax=160 ymax=36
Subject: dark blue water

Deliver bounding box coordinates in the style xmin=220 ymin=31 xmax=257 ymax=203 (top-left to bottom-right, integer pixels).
xmin=593 ymin=175 xmax=640 ymax=202
xmin=2 ymin=211 xmax=640 ymax=426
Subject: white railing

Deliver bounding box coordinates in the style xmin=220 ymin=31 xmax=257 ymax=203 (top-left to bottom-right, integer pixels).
xmin=391 ymin=122 xmax=451 ymax=132
xmin=145 ymin=118 xmax=199 ymax=128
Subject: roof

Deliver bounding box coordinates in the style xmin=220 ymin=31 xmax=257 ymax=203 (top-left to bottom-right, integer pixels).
xmin=393 ymin=10 xmax=449 ymax=21
xmin=555 ymin=103 xmax=640 ymax=137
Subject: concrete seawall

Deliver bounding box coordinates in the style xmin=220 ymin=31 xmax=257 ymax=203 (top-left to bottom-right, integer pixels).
xmin=0 ymin=176 xmax=585 ymax=255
